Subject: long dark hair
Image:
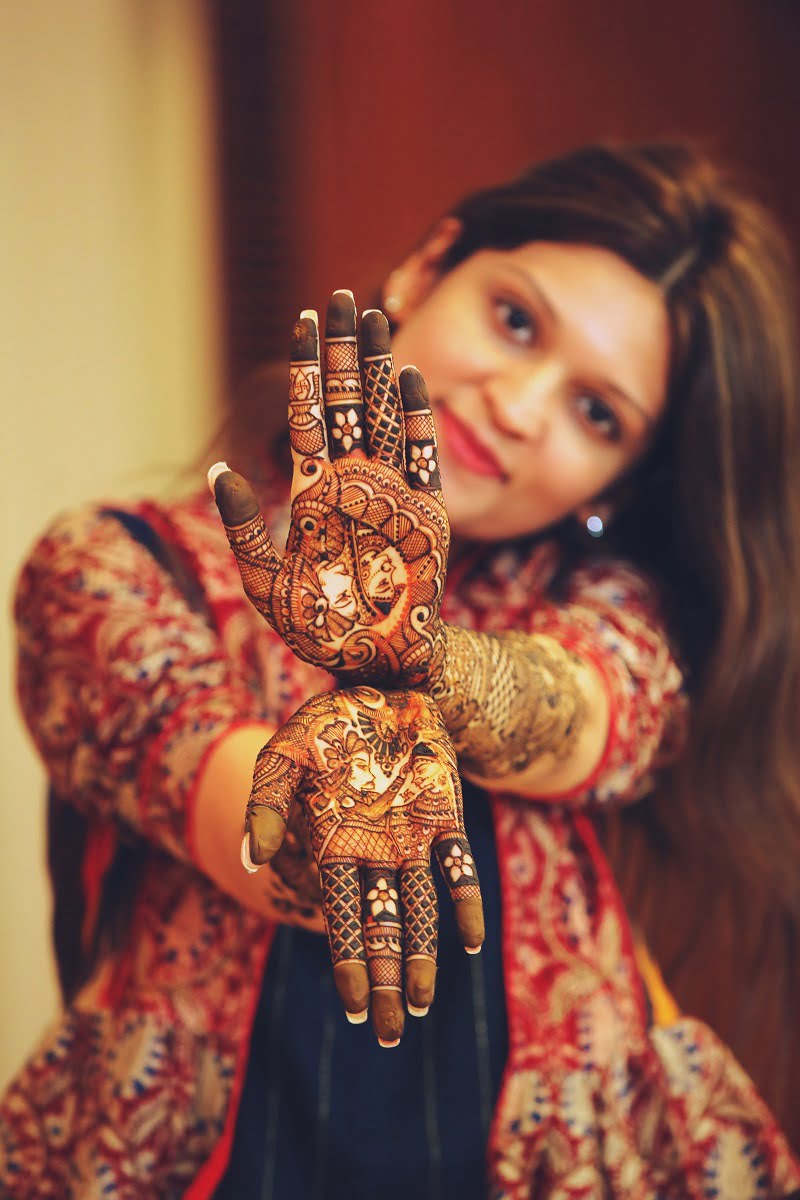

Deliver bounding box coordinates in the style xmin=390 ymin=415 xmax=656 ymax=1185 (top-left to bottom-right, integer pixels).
xmin=437 ymin=143 xmax=800 ymax=1137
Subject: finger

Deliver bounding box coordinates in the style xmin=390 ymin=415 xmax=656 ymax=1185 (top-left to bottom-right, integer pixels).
xmin=208 ymin=464 xmax=282 ymax=607
xmin=362 ymin=865 xmax=405 ymax=1045
xmin=400 ymin=367 xmax=443 ymax=496
xmin=434 ymin=832 xmax=485 ymax=954
xmin=289 ymin=312 xmax=328 ymax=473
xmin=242 ymin=808 xmax=286 ymax=871
xmin=400 ymin=861 xmax=438 ymax=1015
xmin=319 ymin=860 xmax=370 ymax=1023
xmin=360 ymin=309 xmax=405 ymax=471
xmin=243 ymin=748 xmax=305 ymax=868
xmin=324 ymin=290 xmax=367 ymax=460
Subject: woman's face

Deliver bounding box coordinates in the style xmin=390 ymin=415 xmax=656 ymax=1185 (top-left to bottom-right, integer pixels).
xmin=389 ymin=241 xmax=670 ymax=541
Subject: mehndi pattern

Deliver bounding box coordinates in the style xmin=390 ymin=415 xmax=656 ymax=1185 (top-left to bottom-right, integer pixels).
xmin=431 ymin=625 xmax=589 ymax=778
xmin=243 ymin=687 xmax=483 ymax=1022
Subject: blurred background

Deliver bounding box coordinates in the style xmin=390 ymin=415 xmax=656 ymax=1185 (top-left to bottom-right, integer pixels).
xmin=2 ymin=0 xmax=799 ymax=1121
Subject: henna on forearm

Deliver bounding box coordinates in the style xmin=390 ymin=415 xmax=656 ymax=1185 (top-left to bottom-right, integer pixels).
xmin=429 ymin=625 xmax=589 ymax=779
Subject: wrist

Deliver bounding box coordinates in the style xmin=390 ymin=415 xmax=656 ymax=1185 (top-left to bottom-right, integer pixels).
xmin=427 ymin=620 xmax=451 ymax=697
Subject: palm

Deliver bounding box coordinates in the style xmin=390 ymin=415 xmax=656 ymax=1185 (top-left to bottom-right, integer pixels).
xmin=240 ymin=686 xmax=484 ymax=1043
xmin=212 ymin=296 xmax=449 ymax=686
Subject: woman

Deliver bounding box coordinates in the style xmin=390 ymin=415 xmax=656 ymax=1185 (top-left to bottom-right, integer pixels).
xmin=3 ymin=143 xmax=800 ymax=1197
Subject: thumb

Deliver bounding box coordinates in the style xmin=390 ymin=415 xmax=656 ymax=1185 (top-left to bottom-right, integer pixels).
xmin=208 ymin=462 xmax=261 ymax=528
xmin=241 ymin=807 xmax=287 ymax=873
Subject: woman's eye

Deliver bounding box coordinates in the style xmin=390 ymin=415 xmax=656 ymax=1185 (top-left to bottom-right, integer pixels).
xmin=575 ymin=393 xmax=621 ymax=442
xmin=495 ymin=299 xmax=536 ymax=344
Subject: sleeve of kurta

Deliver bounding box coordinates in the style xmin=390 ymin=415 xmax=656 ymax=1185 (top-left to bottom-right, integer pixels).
xmin=526 ymin=557 xmax=687 ymax=808
xmin=14 ymin=504 xmax=265 ymax=864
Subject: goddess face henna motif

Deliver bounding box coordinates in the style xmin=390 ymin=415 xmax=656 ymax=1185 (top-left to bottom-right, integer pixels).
xmin=241 ymin=687 xmax=484 ymax=1046
xmin=210 ymin=296 xmax=449 ymax=688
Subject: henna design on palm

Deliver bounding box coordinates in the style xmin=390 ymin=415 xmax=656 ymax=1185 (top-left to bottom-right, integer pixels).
xmin=241 ymin=687 xmax=484 ymax=1045
xmin=211 ymin=296 xmax=449 ymax=687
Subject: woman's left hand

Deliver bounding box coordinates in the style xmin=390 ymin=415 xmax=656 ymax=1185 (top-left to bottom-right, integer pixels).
xmin=210 ymin=294 xmax=449 ymax=688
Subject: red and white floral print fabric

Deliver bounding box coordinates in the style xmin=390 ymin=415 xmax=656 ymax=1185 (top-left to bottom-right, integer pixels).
xmin=1 ymin=486 xmax=797 ymax=1198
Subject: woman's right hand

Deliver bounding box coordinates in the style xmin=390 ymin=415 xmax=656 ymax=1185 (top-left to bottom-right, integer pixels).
xmin=209 ymin=293 xmax=450 ymax=688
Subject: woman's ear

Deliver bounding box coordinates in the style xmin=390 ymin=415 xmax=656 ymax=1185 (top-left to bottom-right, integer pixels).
xmin=383 ymin=216 xmax=463 ymax=321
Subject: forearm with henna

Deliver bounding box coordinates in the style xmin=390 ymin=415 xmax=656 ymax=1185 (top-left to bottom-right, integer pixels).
xmin=430 ymin=624 xmax=589 ymax=780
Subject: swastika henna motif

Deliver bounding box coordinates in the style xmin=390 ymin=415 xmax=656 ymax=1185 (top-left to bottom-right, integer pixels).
xmin=242 ymin=687 xmax=484 ymax=1042
xmin=289 ymin=315 xmax=326 ymax=462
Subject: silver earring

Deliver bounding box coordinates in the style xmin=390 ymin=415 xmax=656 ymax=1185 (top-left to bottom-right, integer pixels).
xmin=585 ymin=514 xmax=604 ymax=538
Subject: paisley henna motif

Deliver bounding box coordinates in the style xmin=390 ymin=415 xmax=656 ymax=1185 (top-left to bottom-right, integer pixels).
xmin=243 ymin=687 xmax=484 ymax=1041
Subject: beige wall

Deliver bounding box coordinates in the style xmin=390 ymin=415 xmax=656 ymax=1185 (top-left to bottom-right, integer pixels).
xmin=0 ymin=1 xmax=222 ymax=1090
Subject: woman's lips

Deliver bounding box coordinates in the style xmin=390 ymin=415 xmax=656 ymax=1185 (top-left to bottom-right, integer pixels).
xmin=435 ymin=401 xmax=506 ymax=481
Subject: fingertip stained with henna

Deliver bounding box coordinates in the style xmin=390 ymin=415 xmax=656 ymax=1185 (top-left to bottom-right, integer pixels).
xmin=291 ymin=316 xmax=319 ymax=361
xmin=326 ymin=290 xmax=357 ymax=338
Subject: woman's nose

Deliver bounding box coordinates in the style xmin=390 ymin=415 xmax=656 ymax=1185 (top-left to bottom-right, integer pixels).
xmin=484 ymin=359 xmax=564 ymax=441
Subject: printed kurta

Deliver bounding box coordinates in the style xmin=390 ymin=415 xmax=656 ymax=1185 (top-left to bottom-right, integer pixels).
xmin=2 ymin=484 xmax=798 ymax=1198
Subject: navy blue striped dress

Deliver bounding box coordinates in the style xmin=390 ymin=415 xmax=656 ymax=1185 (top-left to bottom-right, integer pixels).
xmin=214 ymin=782 xmax=507 ymax=1200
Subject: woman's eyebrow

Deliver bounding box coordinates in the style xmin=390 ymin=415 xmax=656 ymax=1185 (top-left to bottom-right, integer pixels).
xmin=504 ymin=264 xmax=560 ymax=326
xmin=504 ymin=264 xmax=655 ymax=429
xmin=600 ymin=379 xmax=655 ymax=428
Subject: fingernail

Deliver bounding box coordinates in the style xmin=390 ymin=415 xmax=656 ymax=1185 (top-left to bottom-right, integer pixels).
xmin=240 ymin=834 xmax=260 ymax=875
xmin=361 ymin=308 xmax=383 ymax=316
xmin=465 ymin=945 xmax=482 ymax=956
xmin=378 ymin=1037 xmax=401 ymax=1048
xmin=207 ymin=461 xmax=230 ymax=495
xmin=345 ymin=1009 xmax=369 ymax=1025
xmin=407 ymin=1003 xmax=430 ymax=1017
xmin=299 ymin=308 xmax=318 ymax=323
xmin=333 ymin=289 xmax=354 ymax=298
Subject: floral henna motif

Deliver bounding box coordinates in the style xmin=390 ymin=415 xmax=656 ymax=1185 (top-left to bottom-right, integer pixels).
xmin=408 ymin=443 xmax=439 ymax=487
xmin=242 ymin=687 xmax=484 ymax=1038
xmin=362 ymin=865 xmax=404 ymax=991
xmin=324 ymin=292 xmax=366 ymax=460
